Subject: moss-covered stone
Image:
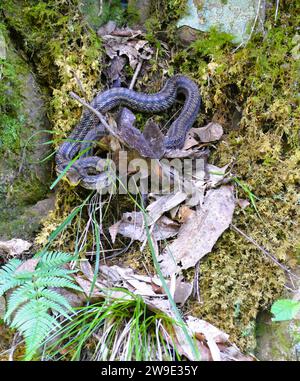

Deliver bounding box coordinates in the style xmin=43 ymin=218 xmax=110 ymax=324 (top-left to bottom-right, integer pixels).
xmin=0 ymin=22 xmax=52 ymax=240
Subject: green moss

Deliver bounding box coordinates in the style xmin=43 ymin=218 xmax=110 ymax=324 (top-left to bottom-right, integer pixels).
xmin=81 ymin=0 xmax=127 ymax=30
xmin=1 ymin=0 xmax=103 ymax=241
xmin=0 ymin=23 xmax=26 ymax=153
xmin=167 ymin=1 xmax=299 ymax=351
xmin=126 ymin=0 xmax=300 ymax=352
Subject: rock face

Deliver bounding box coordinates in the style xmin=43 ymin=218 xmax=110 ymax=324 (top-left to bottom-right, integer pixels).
xmin=0 ymin=31 xmax=53 ymax=241
xmin=255 ymin=268 xmax=300 ymax=361
xmin=128 ymin=0 xmax=151 ymax=24
xmin=177 ymin=0 xmax=266 ymax=45
xmin=255 ymin=311 xmax=300 ymax=361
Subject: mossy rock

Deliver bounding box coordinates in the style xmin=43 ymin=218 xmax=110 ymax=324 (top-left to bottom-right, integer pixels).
xmin=0 ymin=27 xmax=52 ymax=240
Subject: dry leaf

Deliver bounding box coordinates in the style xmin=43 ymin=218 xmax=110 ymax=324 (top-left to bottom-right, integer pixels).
xmin=117 ymin=108 xmax=165 ymax=158
xmin=183 ymin=134 xmax=199 ymax=150
xmin=109 ymin=220 xmax=122 ymax=244
xmin=98 ymin=23 xmax=153 ymax=71
xmin=177 ymin=205 xmax=194 ymax=223
xmin=206 ymin=163 xmax=230 ymax=188
xmin=172 ymin=276 xmax=193 ymax=305
xmin=158 ymin=186 xmax=236 ymax=276
xmin=190 ymin=122 xmax=223 ymax=142
xmin=146 ymin=192 xmax=187 ymax=224
xmin=110 ymin=212 xmax=179 ymax=242
xmin=237 ymin=198 xmax=250 ymax=209
xmin=15 ymin=258 xmax=39 ymax=273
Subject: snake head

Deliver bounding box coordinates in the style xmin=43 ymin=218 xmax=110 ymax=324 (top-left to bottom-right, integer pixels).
xmin=64 ymin=170 xmax=82 ymax=187
xmin=56 ymin=164 xmax=82 ymax=187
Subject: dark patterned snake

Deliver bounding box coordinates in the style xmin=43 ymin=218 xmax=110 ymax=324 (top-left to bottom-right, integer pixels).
xmin=55 ymin=74 xmax=201 ymax=189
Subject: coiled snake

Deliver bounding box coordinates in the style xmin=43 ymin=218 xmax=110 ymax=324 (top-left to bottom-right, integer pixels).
xmin=55 ymin=75 xmax=201 ymax=189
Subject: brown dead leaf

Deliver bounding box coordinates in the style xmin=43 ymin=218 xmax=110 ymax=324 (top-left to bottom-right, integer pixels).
xmin=79 ymin=259 xmax=96 ymax=280
xmin=158 ymin=186 xmax=236 ymax=276
xmin=185 ymin=316 xmax=254 ymax=361
xmin=183 ymin=134 xmax=199 ymax=150
xmin=55 ymin=288 xmax=86 ymax=308
xmin=165 ymin=146 xmax=209 ymax=159
xmin=98 ymin=23 xmax=153 ymax=71
xmin=110 ymin=212 xmax=179 ymax=242
xmin=172 ymin=276 xmax=193 ymax=305
xmin=15 ymin=258 xmax=39 ymax=273
xmin=117 ymin=108 xmax=165 ymax=158
xmin=206 ymin=163 xmax=230 ymax=188
xmin=146 ymin=192 xmax=187 ymax=224
xmin=97 ymin=20 xmax=117 ymax=36
xmin=106 ymin=56 xmax=127 ymax=85
xmin=177 ymin=205 xmax=194 ymax=223
xmin=190 ymin=122 xmax=223 ymax=143
xmin=237 ymin=198 xmax=250 ymax=209
xmin=97 ymin=22 xmax=143 ymax=39
xmin=108 ymin=221 xmax=122 ymax=244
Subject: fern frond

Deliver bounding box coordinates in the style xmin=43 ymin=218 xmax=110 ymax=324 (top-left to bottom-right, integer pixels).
xmin=0 ymin=259 xmax=22 ymax=280
xmin=36 ymin=268 xmax=77 ymax=279
xmin=14 ymin=271 xmax=35 ymax=281
xmin=38 ymin=288 xmax=73 ymax=311
xmin=0 ymin=279 xmax=25 ymax=296
xmin=5 ymin=283 xmax=36 ymax=321
xmin=38 ymin=251 xmax=77 ymax=269
xmin=38 ymin=297 xmax=71 ymax=319
xmin=12 ymin=299 xmax=60 ymax=361
xmin=35 ymin=276 xmax=82 ymax=292
xmin=0 ymin=251 xmax=82 ymax=360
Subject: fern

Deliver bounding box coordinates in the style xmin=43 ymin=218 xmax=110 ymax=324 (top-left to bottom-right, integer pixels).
xmin=0 ymin=251 xmax=82 ymax=360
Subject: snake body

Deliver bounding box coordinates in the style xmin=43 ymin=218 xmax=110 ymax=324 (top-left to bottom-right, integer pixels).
xmin=56 ymin=75 xmax=201 ymax=187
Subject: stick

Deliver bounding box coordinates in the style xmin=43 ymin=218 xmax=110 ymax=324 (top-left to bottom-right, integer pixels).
xmin=274 ymin=0 xmax=280 ymax=22
xmin=193 ymin=260 xmax=202 ymax=303
xmin=129 ymin=60 xmax=143 ymax=90
xmin=98 ymin=0 xmax=103 ymax=17
xmin=69 ymin=91 xmax=119 ymax=139
xmin=231 ymin=224 xmax=299 ymax=280
xmin=72 ymin=71 xmax=87 ymax=97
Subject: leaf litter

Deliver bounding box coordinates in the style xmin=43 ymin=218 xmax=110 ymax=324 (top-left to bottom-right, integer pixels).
xmin=65 ymin=28 xmax=241 ymax=357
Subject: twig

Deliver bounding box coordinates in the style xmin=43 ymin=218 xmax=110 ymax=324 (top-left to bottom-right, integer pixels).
xmin=72 ymin=71 xmax=87 ymax=98
xmin=274 ymin=0 xmax=280 ymax=22
xmin=129 ymin=60 xmax=143 ymax=90
xmin=69 ymin=91 xmax=121 ymax=140
xmin=231 ymin=224 xmax=300 ymax=280
xmin=193 ymin=260 xmax=202 ymax=303
xmin=8 ymin=333 xmax=20 ymax=361
xmin=98 ymin=0 xmax=103 ymax=17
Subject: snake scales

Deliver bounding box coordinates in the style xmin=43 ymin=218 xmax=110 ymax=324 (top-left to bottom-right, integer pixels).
xmin=55 ymin=74 xmax=201 ymax=188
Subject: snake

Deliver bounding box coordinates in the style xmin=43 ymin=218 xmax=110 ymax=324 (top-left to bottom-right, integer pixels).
xmin=55 ymin=74 xmax=201 ymax=189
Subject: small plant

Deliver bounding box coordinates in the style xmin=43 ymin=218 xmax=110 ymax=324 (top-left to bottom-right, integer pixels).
xmin=0 ymin=251 xmax=82 ymax=360
xmin=271 ymin=299 xmax=300 ymax=322
xmin=44 ymin=293 xmax=179 ymax=361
